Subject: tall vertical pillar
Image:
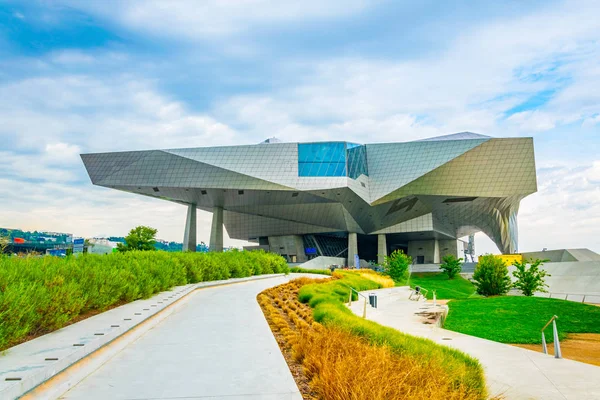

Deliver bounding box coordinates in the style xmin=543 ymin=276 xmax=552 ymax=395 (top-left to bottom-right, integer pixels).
xmin=347 ymin=232 xmax=358 ymax=268
xmin=209 ymin=206 xmax=224 ymax=252
xmin=377 ymin=234 xmax=387 ymax=265
xmin=182 ymin=203 xmax=197 ymax=252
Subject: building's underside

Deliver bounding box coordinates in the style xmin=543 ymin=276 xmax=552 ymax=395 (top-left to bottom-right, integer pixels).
xmin=81 ymin=132 xmax=537 ymax=265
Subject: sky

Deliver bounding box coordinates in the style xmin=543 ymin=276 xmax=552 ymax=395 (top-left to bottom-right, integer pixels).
xmin=0 ymin=0 xmax=599 ymax=255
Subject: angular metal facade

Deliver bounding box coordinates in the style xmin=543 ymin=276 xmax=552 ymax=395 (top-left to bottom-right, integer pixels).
xmin=81 ymin=132 xmax=537 ymax=255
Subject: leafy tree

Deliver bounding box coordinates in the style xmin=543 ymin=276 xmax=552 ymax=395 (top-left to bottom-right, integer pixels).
xmin=117 ymin=226 xmax=158 ymax=252
xmin=439 ymin=254 xmax=463 ymax=279
xmin=382 ymin=249 xmax=412 ymax=283
xmin=472 ymin=254 xmax=511 ymax=296
xmin=512 ymin=258 xmax=550 ymax=296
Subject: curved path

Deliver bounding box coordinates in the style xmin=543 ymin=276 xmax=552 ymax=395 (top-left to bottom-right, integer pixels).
xmin=349 ymin=286 xmax=600 ymax=400
xmin=56 ymin=275 xmax=305 ymax=400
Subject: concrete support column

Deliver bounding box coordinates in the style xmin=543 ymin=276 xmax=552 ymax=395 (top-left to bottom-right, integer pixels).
xmin=209 ymin=206 xmax=224 ymax=252
xmin=347 ymin=232 xmax=358 ymax=268
xmin=377 ymin=234 xmax=387 ymax=265
xmin=182 ymin=204 xmax=197 ymax=252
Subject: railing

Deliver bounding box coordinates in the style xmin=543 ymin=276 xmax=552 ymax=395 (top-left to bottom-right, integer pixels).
xmin=347 ymin=286 xmax=368 ymax=318
xmin=409 ymin=286 xmax=428 ymax=301
xmin=541 ymin=315 xmax=562 ymax=359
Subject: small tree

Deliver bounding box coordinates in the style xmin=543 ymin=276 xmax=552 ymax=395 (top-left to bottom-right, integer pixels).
xmin=439 ymin=254 xmax=463 ymax=279
xmin=117 ymin=226 xmax=158 ymax=252
xmin=512 ymin=258 xmax=550 ymax=296
xmin=472 ymin=254 xmax=511 ymax=296
xmin=383 ymin=249 xmax=412 ymax=283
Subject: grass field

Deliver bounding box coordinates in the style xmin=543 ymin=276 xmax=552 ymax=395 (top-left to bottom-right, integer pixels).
xmin=409 ymin=272 xmax=479 ymax=300
xmin=444 ymin=296 xmax=600 ymax=344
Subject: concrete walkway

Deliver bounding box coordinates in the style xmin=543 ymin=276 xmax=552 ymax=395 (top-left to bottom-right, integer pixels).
xmin=55 ymin=275 xmax=304 ymax=400
xmin=349 ymin=287 xmax=600 ymax=400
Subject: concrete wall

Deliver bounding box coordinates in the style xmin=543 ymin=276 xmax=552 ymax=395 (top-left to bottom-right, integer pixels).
xmin=297 ymin=256 xmax=346 ymax=270
xmin=521 ymin=249 xmax=600 ymax=263
xmin=408 ymin=240 xmax=440 ymax=264
xmin=521 ymin=250 xmax=576 ymax=263
xmin=439 ymin=239 xmax=460 ymax=260
xmin=507 ymin=261 xmax=600 ymax=303
xmin=268 ymin=235 xmax=307 ymax=262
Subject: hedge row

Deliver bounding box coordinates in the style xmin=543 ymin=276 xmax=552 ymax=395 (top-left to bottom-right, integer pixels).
xmin=0 ymin=250 xmax=288 ymax=350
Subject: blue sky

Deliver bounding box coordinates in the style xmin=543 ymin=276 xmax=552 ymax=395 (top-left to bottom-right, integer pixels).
xmin=0 ymin=0 xmax=599 ymax=254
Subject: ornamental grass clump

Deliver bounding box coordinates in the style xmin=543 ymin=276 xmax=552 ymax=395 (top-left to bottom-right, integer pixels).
xmin=259 ymin=271 xmax=486 ymax=399
xmin=0 ymin=250 xmax=288 ymax=350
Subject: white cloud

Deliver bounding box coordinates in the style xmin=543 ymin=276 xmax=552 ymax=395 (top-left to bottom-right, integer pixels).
xmin=62 ymin=0 xmax=372 ymax=39
xmin=506 ymin=111 xmax=557 ymax=132
xmin=0 ymin=75 xmax=241 ymax=154
xmin=0 ymin=178 xmax=248 ymax=246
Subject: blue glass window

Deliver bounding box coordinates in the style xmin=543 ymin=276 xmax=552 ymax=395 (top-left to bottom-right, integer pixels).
xmin=298 ymin=142 xmax=368 ymax=178
xmin=347 ymin=144 xmax=368 ymax=179
xmin=298 ymin=142 xmax=347 ymax=177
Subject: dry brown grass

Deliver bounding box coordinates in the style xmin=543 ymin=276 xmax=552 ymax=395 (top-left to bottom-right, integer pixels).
xmin=354 ymin=269 xmax=395 ymax=288
xmin=258 ymin=277 xmax=486 ymax=400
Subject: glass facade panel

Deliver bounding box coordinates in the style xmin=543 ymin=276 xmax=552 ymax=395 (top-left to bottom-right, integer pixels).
xmin=347 ymin=144 xmax=368 ymax=179
xmin=298 ymin=142 xmax=369 ymax=178
xmin=298 ymin=142 xmax=347 ymax=177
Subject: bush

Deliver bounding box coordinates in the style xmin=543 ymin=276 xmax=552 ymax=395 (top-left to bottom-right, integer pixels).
xmin=439 ymin=255 xmax=463 ymax=279
xmin=382 ymin=250 xmax=412 ymax=283
xmin=472 ymin=255 xmax=511 ymax=296
xmin=0 ymin=250 xmax=288 ymax=350
xmin=512 ymin=258 xmax=550 ymax=296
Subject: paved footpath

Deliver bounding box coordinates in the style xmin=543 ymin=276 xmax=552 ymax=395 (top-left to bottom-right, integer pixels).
xmin=57 ymin=275 xmax=305 ymax=400
xmin=349 ymin=287 xmax=600 ymax=400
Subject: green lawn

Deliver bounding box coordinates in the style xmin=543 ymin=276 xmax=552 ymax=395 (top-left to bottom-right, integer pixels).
xmin=444 ymin=296 xmax=600 ymax=344
xmin=408 ymin=272 xmax=479 ymax=300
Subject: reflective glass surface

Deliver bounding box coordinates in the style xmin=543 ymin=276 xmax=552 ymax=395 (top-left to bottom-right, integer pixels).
xmin=347 ymin=144 xmax=368 ymax=179
xmin=297 ymin=142 xmax=369 ymax=178
xmin=298 ymin=142 xmax=347 ymax=177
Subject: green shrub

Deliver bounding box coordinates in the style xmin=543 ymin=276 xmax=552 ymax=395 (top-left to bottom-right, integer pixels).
xmin=382 ymin=249 xmax=411 ymax=283
xmin=289 ymin=267 xmax=331 ymax=275
xmin=472 ymin=255 xmax=511 ymax=296
xmin=0 ymin=250 xmax=288 ymax=350
xmin=512 ymin=258 xmax=550 ymax=296
xmin=439 ymin=255 xmax=463 ymax=279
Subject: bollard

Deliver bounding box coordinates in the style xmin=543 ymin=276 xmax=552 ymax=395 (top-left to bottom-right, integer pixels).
xmin=542 ymin=331 xmax=548 ymax=354
xmin=433 ymin=291 xmax=437 ymax=307
xmin=348 ymin=290 xmax=352 ymax=306
xmin=552 ymin=319 xmax=562 ymax=359
xmin=362 ymin=298 xmax=367 ymax=318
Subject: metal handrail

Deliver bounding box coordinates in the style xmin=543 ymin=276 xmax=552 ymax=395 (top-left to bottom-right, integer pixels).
xmin=346 ymin=286 xmax=368 ymax=318
xmin=409 ymin=286 xmax=428 ymax=301
xmin=541 ymin=315 xmax=562 ymax=358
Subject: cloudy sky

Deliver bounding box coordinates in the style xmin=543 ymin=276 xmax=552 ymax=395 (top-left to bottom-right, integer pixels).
xmin=0 ymin=0 xmax=599 ymax=254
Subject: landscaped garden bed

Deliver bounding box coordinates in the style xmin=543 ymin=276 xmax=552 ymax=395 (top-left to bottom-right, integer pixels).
xmin=258 ymin=270 xmax=487 ymax=400
xmin=0 ymin=250 xmax=288 ymax=351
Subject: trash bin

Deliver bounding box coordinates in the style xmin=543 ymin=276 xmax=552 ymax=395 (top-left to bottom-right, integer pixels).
xmin=369 ymin=293 xmax=378 ymax=308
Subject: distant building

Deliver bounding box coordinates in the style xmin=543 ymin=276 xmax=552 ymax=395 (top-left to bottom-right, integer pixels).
xmin=81 ymin=132 xmax=537 ymax=265
xmin=88 ymin=238 xmax=119 ymax=255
